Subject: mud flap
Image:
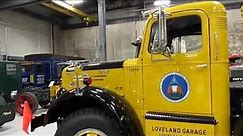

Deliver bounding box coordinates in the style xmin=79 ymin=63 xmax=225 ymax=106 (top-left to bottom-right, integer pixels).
xmin=31 ymin=114 xmax=46 ymax=132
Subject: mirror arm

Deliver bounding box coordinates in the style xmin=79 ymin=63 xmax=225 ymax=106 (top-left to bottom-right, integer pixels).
xmin=159 ymin=8 xmax=170 ymax=57
xmin=158 ymin=6 xmax=162 ymax=49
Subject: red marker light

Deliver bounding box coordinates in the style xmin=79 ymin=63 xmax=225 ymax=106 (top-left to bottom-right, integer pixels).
xmin=83 ymin=77 xmax=92 ymax=86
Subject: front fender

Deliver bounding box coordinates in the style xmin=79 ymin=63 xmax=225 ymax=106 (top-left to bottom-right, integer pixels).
xmin=31 ymin=86 xmax=143 ymax=136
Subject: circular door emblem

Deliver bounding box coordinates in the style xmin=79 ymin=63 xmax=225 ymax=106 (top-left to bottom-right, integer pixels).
xmin=160 ymin=72 xmax=190 ymax=103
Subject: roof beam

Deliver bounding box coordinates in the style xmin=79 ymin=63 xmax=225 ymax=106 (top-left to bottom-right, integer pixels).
xmin=50 ymin=1 xmax=96 ymax=21
xmin=41 ymin=2 xmax=77 ymax=17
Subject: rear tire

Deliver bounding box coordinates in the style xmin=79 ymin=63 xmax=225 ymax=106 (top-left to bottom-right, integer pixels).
xmin=38 ymin=91 xmax=50 ymax=108
xmin=55 ymin=108 xmax=122 ymax=136
xmin=15 ymin=92 xmax=38 ymax=115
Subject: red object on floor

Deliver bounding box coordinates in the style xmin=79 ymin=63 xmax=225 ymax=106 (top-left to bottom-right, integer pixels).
xmin=22 ymin=101 xmax=32 ymax=134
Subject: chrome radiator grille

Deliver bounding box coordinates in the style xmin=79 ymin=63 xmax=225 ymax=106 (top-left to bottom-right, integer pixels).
xmin=230 ymin=69 xmax=243 ymax=77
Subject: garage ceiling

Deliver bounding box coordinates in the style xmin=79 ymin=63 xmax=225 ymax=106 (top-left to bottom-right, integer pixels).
xmin=0 ymin=0 xmax=242 ymax=29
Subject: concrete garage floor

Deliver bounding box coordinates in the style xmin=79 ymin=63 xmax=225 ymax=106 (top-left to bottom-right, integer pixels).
xmin=0 ymin=109 xmax=56 ymax=136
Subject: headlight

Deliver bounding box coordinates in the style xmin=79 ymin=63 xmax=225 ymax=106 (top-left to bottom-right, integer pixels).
xmin=10 ymin=90 xmax=17 ymax=98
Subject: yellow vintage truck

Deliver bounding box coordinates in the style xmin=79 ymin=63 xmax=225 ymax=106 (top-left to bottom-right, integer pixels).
xmin=30 ymin=1 xmax=242 ymax=136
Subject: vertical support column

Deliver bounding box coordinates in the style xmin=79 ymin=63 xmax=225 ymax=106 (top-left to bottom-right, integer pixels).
xmin=241 ymin=3 xmax=243 ymax=52
xmin=241 ymin=3 xmax=243 ymax=23
xmin=51 ymin=22 xmax=55 ymax=54
xmin=97 ymin=0 xmax=106 ymax=61
xmin=4 ymin=26 xmax=7 ymax=61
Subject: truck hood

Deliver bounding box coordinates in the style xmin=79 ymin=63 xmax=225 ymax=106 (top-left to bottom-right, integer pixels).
xmin=80 ymin=60 xmax=125 ymax=96
xmin=82 ymin=60 xmax=125 ymax=71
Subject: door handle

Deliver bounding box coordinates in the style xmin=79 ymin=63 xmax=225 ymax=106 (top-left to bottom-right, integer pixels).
xmin=190 ymin=64 xmax=208 ymax=70
xmin=196 ymin=64 xmax=208 ymax=68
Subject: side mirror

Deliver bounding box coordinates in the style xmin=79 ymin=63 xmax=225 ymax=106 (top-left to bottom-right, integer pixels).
xmin=151 ymin=8 xmax=170 ymax=57
xmin=131 ymin=37 xmax=142 ymax=47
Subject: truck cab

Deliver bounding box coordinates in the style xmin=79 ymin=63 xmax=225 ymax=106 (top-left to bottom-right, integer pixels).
xmin=30 ymin=1 xmax=234 ymax=136
xmin=0 ymin=61 xmax=21 ymax=126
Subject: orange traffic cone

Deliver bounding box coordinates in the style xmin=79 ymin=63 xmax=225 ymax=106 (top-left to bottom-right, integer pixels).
xmin=22 ymin=101 xmax=32 ymax=134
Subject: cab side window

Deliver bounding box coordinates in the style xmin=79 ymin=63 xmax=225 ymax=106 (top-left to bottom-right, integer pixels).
xmin=149 ymin=15 xmax=202 ymax=54
xmin=171 ymin=35 xmax=202 ymax=54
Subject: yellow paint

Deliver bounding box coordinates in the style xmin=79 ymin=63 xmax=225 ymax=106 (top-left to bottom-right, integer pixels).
xmin=59 ymin=1 xmax=230 ymax=135
xmin=42 ymin=2 xmax=95 ymax=21
xmin=62 ymin=65 xmax=83 ymax=91
xmin=41 ymin=3 xmax=76 ymax=17
xmin=50 ymin=84 xmax=61 ymax=98
xmin=84 ymin=68 xmax=124 ymax=96
xmin=143 ymin=9 xmax=212 ymax=114
xmin=30 ymin=74 xmax=34 ymax=83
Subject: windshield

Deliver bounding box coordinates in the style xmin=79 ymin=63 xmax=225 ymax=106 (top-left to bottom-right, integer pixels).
xmin=22 ymin=64 xmax=45 ymax=74
xmin=55 ymin=64 xmax=69 ymax=79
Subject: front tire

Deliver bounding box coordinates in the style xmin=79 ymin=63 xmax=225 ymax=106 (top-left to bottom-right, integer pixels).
xmin=15 ymin=92 xmax=38 ymax=115
xmin=55 ymin=108 xmax=122 ymax=136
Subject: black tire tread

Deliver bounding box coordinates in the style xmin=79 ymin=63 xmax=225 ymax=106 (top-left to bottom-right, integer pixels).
xmin=24 ymin=92 xmax=39 ymax=112
xmin=16 ymin=92 xmax=39 ymax=115
xmin=55 ymin=108 xmax=121 ymax=136
xmin=0 ymin=95 xmax=6 ymax=105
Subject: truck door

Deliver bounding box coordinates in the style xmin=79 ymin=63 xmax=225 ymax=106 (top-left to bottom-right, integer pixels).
xmin=143 ymin=10 xmax=215 ymax=135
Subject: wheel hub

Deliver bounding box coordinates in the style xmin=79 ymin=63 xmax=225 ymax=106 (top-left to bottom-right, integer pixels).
xmin=74 ymin=128 xmax=107 ymax=136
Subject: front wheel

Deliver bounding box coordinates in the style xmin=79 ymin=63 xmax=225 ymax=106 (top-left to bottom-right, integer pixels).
xmin=55 ymin=108 xmax=122 ymax=136
xmin=15 ymin=92 xmax=38 ymax=115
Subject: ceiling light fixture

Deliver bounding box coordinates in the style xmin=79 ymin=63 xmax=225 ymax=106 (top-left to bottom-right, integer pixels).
xmin=153 ymin=0 xmax=170 ymax=6
xmin=52 ymin=0 xmax=73 ymax=10
xmin=65 ymin=0 xmax=83 ymax=5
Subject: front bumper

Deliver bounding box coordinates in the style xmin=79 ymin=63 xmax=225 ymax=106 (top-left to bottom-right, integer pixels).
xmin=0 ymin=102 xmax=15 ymax=125
xmin=230 ymin=77 xmax=243 ymax=88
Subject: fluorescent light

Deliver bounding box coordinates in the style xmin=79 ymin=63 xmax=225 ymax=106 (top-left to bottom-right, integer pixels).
xmin=65 ymin=0 xmax=83 ymax=5
xmin=53 ymin=0 xmax=73 ymax=10
xmin=154 ymin=0 xmax=170 ymax=6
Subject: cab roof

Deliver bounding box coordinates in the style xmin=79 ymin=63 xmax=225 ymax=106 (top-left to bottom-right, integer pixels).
xmin=164 ymin=1 xmax=226 ymax=14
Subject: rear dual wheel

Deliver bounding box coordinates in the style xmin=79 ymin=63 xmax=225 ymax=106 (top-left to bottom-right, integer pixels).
xmin=55 ymin=108 xmax=121 ymax=136
xmin=15 ymin=92 xmax=38 ymax=115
